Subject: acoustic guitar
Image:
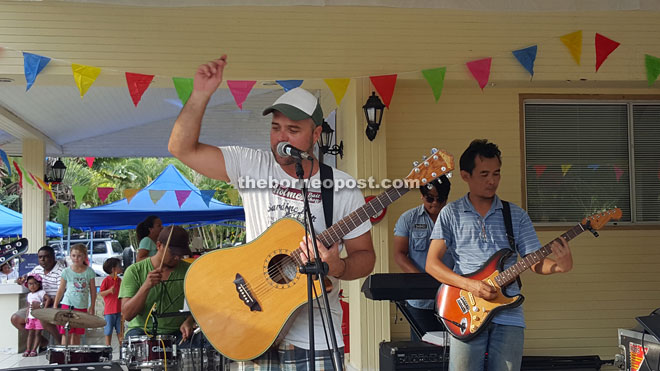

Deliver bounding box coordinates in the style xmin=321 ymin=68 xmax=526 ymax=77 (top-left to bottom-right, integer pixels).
xmin=436 ymin=208 xmax=622 ymax=341
xmin=185 ymin=148 xmax=454 ymax=361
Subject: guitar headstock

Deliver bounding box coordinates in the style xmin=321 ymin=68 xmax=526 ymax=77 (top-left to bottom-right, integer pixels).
xmin=581 ymin=208 xmax=622 ymax=230
xmin=404 ymin=148 xmax=455 ymax=188
xmin=0 ymin=238 xmax=28 ymax=264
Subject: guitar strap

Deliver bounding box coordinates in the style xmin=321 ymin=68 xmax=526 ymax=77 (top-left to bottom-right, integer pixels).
xmin=320 ymin=163 xmax=334 ymax=229
xmin=502 ymin=201 xmax=523 ymax=289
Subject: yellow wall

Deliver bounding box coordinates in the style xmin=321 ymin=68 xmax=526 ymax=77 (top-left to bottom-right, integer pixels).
xmin=385 ymin=84 xmax=660 ymax=358
xmin=1 ymin=0 xmax=660 ymax=364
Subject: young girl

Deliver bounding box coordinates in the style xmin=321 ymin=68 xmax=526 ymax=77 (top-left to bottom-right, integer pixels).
xmin=24 ymin=273 xmax=48 ymax=357
xmin=53 ymin=244 xmax=96 ymax=345
xmin=99 ymin=257 xmax=123 ymax=346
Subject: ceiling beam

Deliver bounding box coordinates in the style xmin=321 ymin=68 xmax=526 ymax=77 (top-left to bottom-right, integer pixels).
xmin=0 ymin=105 xmax=62 ymax=153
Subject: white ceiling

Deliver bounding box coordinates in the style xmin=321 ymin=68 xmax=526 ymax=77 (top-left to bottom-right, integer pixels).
xmin=0 ymin=83 xmax=280 ymax=157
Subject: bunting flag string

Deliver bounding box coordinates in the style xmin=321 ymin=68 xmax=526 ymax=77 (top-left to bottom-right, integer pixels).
xmin=0 ymin=27 xmax=655 ymax=117
xmin=85 ymin=157 xmax=95 ymax=168
xmin=149 ymin=190 xmax=166 ymax=204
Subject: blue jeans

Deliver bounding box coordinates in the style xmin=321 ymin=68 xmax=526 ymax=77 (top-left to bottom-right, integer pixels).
xmin=104 ymin=313 xmax=121 ymax=336
xmin=449 ymin=323 xmax=524 ymax=371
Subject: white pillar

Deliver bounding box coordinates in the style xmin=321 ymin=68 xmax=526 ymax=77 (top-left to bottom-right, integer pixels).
xmin=21 ymin=138 xmax=47 ymax=253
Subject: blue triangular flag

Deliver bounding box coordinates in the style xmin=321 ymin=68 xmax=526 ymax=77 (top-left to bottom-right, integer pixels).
xmin=200 ymin=190 xmax=216 ymax=207
xmin=0 ymin=149 xmax=11 ymax=176
xmin=587 ymin=164 xmax=600 ymax=170
xmin=512 ymin=45 xmax=537 ymax=77
xmin=276 ymin=80 xmax=303 ymax=92
xmin=23 ymin=52 xmax=51 ymax=91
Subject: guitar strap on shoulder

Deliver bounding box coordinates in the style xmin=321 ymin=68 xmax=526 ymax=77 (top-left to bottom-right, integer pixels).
xmin=502 ymin=200 xmax=523 ymax=289
xmin=320 ymin=163 xmax=334 ymax=229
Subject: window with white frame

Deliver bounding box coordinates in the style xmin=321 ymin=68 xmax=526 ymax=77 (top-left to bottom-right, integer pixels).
xmin=524 ymin=100 xmax=660 ymax=224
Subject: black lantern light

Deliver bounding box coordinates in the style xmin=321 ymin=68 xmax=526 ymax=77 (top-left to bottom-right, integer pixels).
xmin=45 ymin=158 xmax=67 ymax=184
xmin=362 ymin=91 xmax=385 ymax=141
xmin=319 ymin=120 xmax=344 ymax=158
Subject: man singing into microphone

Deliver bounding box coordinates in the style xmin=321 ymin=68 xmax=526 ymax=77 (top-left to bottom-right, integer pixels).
xmin=168 ymin=55 xmax=375 ymax=370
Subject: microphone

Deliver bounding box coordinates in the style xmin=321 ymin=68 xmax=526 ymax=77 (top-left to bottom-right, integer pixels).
xmin=276 ymin=142 xmax=313 ymax=161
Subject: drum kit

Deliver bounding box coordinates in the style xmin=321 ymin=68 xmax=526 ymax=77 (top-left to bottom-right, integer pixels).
xmin=32 ymin=308 xmax=229 ymax=371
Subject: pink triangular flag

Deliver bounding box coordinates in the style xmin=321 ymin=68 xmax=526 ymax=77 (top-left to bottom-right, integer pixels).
xmin=533 ymin=165 xmax=547 ymax=178
xmin=613 ymin=165 xmax=624 ymax=182
xmin=85 ymin=157 xmax=95 ymax=168
xmin=595 ymin=33 xmax=620 ymax=72
xmin=466 ymin=57 xmax=492 ymax=90
xmin=97 ymin=187 xmax=114 ymax=202
xmin=227 ymin=80 xmax=256 ymax=109
xmin=369 ymin=74 xmax=397 ymax=108
xmin=175 ymin=190 xmax=192 ymax=207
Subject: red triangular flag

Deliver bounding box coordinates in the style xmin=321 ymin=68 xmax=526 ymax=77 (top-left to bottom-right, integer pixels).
xmin=29 ymin=174 xmax=42 ymax=190
xmin=97 ymin=187 xmax=114 ymax=202
xmin=227 ymin=80 xmax=256 ymax=109
xmin=369 ymin=74 xmax=397 ymax=109
xmin=125 ymin=72 xmax=155 ymax=107
xmin=533 ymin=165 xmax=547 ymax=178
xmin=466 ymin=58 xmax=492 ymax=90
xmin=13 ymin=162 xmax=23 ymax=188
xmin=595 ymin=33 xmax=620 ymax=72
xmin=175 ymin=190 xmax=192 ymax=207
xmin=85 ymin=157 xmax=95 ymax=168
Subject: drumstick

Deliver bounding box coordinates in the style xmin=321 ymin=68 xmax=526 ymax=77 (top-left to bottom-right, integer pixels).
xmin=158 ymin=226 xmax=175 ymax=270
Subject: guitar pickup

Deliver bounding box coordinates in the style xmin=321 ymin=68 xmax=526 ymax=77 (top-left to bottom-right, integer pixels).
xmin=456 ymin=296 xmax=469 ymax=314
xmin=233 ymin=273 xmax=262 ymax=312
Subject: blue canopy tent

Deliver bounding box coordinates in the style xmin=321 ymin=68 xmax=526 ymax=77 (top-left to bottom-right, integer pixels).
xmin=69 ymin=164 xmax=244 ymax=231
xmin=0 ymin=204 xmax=63 ymax=237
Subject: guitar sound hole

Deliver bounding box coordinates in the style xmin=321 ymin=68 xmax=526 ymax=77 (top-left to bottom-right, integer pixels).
xmin=267 ymin=254 xmax=298 ymax=284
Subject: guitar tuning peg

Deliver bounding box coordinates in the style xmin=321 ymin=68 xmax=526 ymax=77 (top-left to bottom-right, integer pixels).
xmin=431 ymin=172 xmax=437 ymax=178
xmin=431 ymin=148 xmax=438 ymax=154
xmin=421 ymin=155 xmax=427 ymax=160
xmin=446 ymin=172 xmax=452 ymax=178
xmin=413 ymin=161 xmax=420 ymax=167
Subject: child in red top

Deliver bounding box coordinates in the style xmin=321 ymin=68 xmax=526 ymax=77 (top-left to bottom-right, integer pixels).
xmin=99 ymin=258 xmax=123 ymax=346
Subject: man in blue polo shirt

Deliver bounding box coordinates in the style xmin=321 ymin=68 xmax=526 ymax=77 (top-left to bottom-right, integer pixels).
xmin=393 ymin=175 xmax=452 ymax=341
xmin=426 ymin=139 xmax=573 ymax=371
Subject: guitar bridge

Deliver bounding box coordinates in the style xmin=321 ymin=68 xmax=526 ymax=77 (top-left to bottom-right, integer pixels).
xmin=233 ymin=273 xmax=262 ymax=312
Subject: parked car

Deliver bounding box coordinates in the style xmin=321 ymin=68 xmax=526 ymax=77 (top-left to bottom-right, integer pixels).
xmin=48 ymin=238 xmax=124 ymax=276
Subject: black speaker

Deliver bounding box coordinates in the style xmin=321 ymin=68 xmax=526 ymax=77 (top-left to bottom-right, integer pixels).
xmin=379 ymin=341 xmax=449 ymax=370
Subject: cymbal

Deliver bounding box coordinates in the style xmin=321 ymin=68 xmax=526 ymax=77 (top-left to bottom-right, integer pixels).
xmin=32 ymin=308 xmax=106 ymax=328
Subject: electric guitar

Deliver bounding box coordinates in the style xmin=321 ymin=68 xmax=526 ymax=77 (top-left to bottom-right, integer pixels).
xmin=0 ymin=238 xmax=29 ymax=265
xmin=185 ymin=148 xmax=454 ymax=361
xmin=436 ymin=208 xmax=622 ymax=341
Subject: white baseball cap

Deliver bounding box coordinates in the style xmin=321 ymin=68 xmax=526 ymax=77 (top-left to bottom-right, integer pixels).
xmin=262 ymin=88 xmax=324 ymax=126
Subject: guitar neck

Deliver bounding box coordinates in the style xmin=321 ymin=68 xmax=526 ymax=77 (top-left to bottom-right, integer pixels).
xmin=495 ymin=223 xmax=586 ymax=287
xmin=291 ymin=185 xmax=409 ymax=258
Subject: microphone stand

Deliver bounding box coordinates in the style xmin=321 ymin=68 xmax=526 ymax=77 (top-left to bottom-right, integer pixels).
xmin=296 ymin=158 xmax=343 ymax=371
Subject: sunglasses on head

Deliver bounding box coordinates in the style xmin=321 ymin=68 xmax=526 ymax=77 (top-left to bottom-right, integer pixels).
xmin=424 ymin=195 xmax=444 ymax=203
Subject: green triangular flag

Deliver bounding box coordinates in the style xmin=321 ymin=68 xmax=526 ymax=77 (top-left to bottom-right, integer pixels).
xmin=149 ymin=190 xmax=166 ymax=204
xmin=172 ymin=77 xmax=194 ymax=105
xmin=72 ymin=185 xmax=88 ymax=206
xmin=645 ymin=54 xmax=660 ymax=86
xmin=421 ymin=67 xmax=447 ymax=103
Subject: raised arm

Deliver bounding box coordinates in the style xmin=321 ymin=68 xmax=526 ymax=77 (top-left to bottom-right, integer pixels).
xmin=168 ymin=55 xmax=230 ymax=182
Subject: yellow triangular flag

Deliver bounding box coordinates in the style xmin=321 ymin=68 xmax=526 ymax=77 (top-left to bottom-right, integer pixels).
xmin=324 ymin=78 xmax=350 ymax=106
xmin=560 ymin=30 xmax=582 ymax=65
xmin=71 ymin=63 xmax=101 ymax=99
xmin=124 ymin=189 xmax=139 ymax=203
xmin=561 ymin=164 xmax=572 ymax=176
